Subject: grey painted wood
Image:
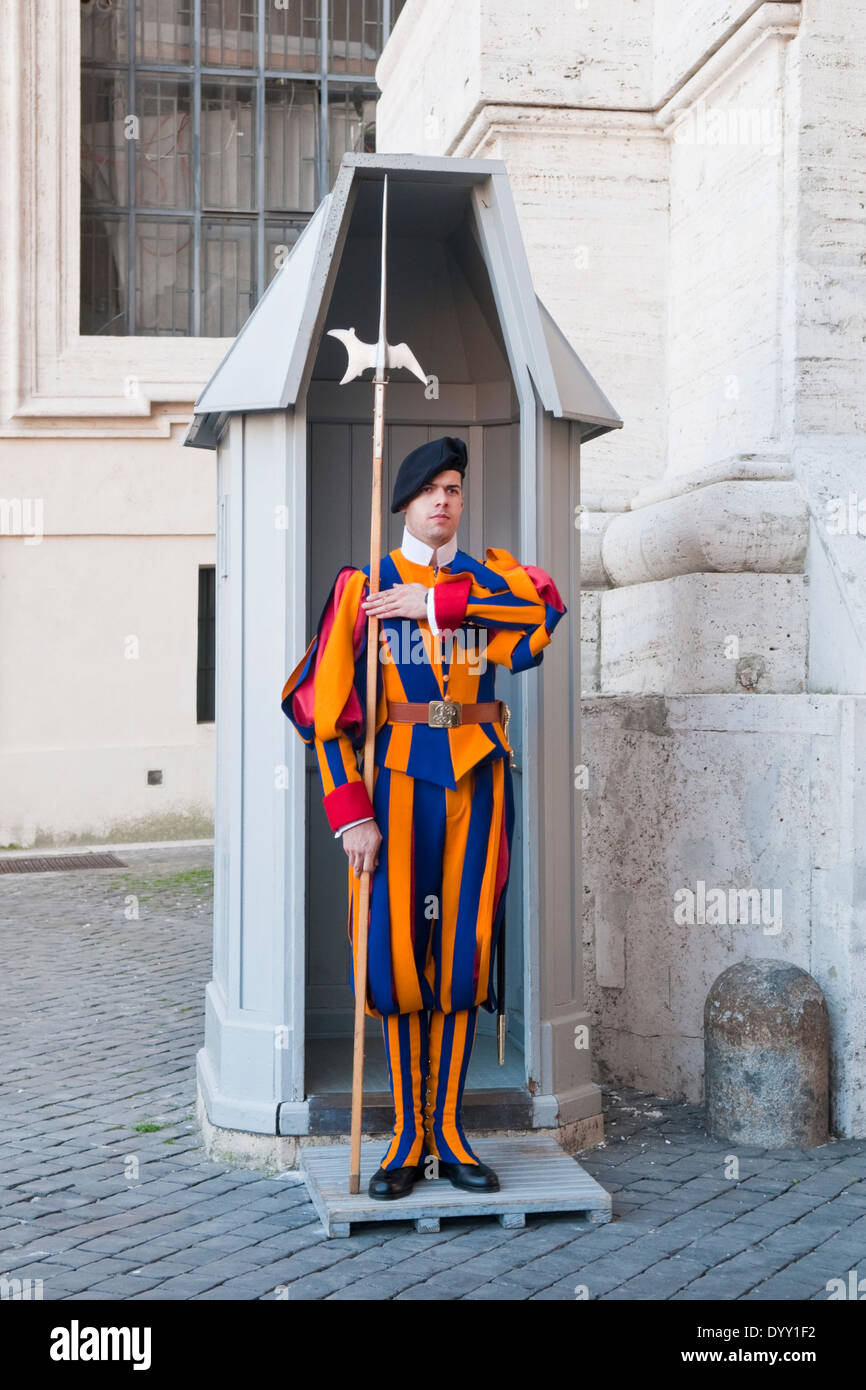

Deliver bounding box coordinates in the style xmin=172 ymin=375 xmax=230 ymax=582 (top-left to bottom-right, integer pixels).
xmin=191 ymin=155 xmax=621 ymax=1138
xmin=306 ymin=1032 xmax=526 ymax=1093
xmin=300 ymin=1135 xmax=612 ymax=1238
xmin=185 ymin=155 xmax=622 ymax=448
xmin=535 ymin=416 xmax=598 ymax=1124
xmin=536 ymin=296 xmax=622 ymax=438
xmin=468 ymin=185 xmax=547 ymax=1106
xmin=500 ymin=1212 xmax=525 ymax=1229
xmin=198 ymin=409 xmax=311 ymax=1132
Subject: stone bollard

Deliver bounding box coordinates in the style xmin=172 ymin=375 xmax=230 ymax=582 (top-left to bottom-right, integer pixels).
xmin=704 ymin=959 xmax=829 ymax=1147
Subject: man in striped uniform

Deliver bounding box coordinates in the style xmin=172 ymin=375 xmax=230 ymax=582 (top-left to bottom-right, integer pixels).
xmin=281 ymin=436 xmax=567 ymax=1199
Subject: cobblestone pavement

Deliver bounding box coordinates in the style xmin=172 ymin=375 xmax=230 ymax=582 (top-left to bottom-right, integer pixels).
xmin=1 ymin=843 xmax=864 ymax=1302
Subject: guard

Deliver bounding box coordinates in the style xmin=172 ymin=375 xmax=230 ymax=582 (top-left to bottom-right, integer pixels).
xmin=281 ymin=435 xmax=567 ymax=1200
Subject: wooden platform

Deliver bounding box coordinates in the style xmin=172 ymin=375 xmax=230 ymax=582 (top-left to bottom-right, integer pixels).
xmin=299 ymin=1135 xmax=612 ymax=1238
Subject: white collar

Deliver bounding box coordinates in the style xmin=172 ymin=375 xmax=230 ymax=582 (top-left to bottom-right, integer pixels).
xmin=400 ymin=523 xmax=458 ymax=568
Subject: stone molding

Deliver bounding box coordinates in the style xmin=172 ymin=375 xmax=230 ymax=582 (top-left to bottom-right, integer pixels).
xmin=655 ymin=1 xmax=802 ymax=132
xmin=404 ymin=3 xmax=805 ymax=160
xmin=454 ymin=105 xmax=662 ymax=162
xmin=600 ymin=478 xmax=808 ymax=588
xmin=630 ymin=454 xmax=791 ymax=509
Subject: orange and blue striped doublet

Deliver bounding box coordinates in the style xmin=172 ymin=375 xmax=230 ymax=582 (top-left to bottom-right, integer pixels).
xmin=281 ymin=544 xmax=567 ymax=1020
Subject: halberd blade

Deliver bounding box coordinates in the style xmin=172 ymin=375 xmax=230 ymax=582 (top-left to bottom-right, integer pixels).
xmin=327 ymin=327 xmax=427 ymax=386
xmin=385 ymin=341 xmax=427 ymax=386
xmin=328 ymin=173 xmax=427 ymax=390
xmin=326 ymin=327 xmax=377 ymax=385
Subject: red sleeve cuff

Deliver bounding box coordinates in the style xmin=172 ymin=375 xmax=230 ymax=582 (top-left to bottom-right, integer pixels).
xmin=433 ymin=576 xmax=472 ymax=633
xmin=323 ymin=781 xmax=375 ymax=835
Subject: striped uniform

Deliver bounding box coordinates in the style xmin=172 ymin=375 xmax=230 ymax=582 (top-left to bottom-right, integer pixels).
xmin=282 ymin=543 xmax=566 ymax=1165
xmin=381 ymin=1007 xmax=481 ymax=1167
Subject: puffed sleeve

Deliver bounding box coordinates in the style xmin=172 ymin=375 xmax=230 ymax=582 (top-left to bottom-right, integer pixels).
xmin=428 ymin=547 xmax=567 ymax=673
xmin=281 ymin=566 xmax=377 ymax=833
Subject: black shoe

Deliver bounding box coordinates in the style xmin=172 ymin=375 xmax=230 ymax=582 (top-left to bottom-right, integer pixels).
xmin=438 ymin=1159 xmax=500 ymax=1193
xmin=368 ymin=1160 xmax=425 ymax=1201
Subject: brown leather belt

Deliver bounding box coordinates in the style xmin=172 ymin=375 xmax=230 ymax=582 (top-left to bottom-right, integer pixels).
xmin=387 ymin=698 xmax=506 ymax=729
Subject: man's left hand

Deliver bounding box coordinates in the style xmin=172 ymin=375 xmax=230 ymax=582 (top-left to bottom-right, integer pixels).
xmin=362 ymin=582 xmax=428 ymax=620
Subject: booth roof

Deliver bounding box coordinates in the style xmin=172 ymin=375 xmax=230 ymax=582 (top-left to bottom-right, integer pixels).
xmin=183 ymin=153 xmax=622 ymax=450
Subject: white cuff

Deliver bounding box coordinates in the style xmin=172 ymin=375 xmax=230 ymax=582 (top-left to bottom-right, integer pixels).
xmin=426 ymin=585 xmax=439 ymax=636
xmin=334 ymin=815 xmax=374 ymax=839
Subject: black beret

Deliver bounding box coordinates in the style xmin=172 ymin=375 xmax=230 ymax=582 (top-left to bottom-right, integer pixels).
xmin=390 ymin=435 xmax=468 ymax=513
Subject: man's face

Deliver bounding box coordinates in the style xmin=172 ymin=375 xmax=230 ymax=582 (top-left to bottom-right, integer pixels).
xmin=401 ymin=468 xmax=464 ymax=548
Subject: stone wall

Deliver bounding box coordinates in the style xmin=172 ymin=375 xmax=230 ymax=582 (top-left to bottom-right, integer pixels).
xmin=0 ymin=428 xmax=216 ymax=848
xmin=377 ymin=0 xmax=866 ymax=1133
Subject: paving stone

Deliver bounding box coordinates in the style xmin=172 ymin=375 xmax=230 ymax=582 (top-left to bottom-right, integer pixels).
xmin=466 ymin=1275 xmax=542 ymax=1300
xmin=744 ymin=1278 xmax=823 ymax=1300
xmin=670 ymin=1247 xmax=803 ymax=1300
xmin=84 ymin=1273 xmax=171 ymax=1296
xmin=324 ymin=1270 xmax=432 ymax=1299
xmin=394 ymin=1263 xmax=501 ymax=1298
xmin=3 ymin=842 xmax=866 ymax=1302
xmin=41 ymin=1251 xmax=110 ymax=1270
xmin=485 ymin=1253 xmax=586 ymax=1292
xmin=276 ymin=1268 xmax=368 ymax=1299
xmin=606 ymin=1253 xmax=711 ymax=1299
xmin=628 ymin=1178 xmax=686 ymax=1194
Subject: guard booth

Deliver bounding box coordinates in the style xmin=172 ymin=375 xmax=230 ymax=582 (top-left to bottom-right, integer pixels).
xmin=184 ymin=152 xmax=621 ymax=1153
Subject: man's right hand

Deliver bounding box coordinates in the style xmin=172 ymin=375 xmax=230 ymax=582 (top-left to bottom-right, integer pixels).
xmin=341 ymin=820 xmax=382 ymax=877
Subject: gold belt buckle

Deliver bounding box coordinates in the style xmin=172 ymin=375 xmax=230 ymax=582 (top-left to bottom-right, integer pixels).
xmin=428 ymin=699 xmax=461 ymax=728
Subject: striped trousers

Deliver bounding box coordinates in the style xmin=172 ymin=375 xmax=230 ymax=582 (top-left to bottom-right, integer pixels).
xmin=348 ymin=757 xmax=514 ymax=1019
xmin=380 ymin=1007 xmax=480 ymax=1169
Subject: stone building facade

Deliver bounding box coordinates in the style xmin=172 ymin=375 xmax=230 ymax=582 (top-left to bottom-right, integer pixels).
xmin=2 ymin=0 xmax=864 ymax=1134
xmin=375 ymin=0 xmax=866 ymax=1135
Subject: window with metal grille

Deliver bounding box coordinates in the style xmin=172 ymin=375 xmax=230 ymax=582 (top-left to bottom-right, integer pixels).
xmin=197 ymin=564 xmax=216 ymax=722
xmin=81 ymin=0 xmax=405 ymax=336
